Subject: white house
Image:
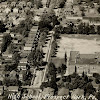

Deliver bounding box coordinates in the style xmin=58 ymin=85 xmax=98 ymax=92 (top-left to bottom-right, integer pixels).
xmin=4 ymin=7 xmax=11 ymax=14
xmin=24 ymin=47 xmax=32 ymax=51
xmin=13 ymin=8 xmax=19 ymax=13
xmin=18 ymin=63 xmax=26 ymax=70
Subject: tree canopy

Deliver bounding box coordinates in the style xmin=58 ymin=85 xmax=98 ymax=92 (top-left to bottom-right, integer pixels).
xmin=1 ymin=34 xmax=12 ymax=53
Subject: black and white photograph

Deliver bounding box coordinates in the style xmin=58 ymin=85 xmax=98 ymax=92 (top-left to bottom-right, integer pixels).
xmin=0 ymin=0 xmax=100 ymax=100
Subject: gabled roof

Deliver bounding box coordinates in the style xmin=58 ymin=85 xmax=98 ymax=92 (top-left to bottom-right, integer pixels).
xmin=18 ymin=63 xmax=27 ymax=66
xmin=7 ymin=86 xmax=18 ymax=91
xmin=20 ymin=58 xmax=27 ymax=62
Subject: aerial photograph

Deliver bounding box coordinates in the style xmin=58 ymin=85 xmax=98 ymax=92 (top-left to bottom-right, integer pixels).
xmin=0 ymin=0 xmax=100 ymax=100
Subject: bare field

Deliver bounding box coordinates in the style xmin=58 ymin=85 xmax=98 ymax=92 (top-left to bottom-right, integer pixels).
xmin=56 ymin=34 xmax=100 ymax=58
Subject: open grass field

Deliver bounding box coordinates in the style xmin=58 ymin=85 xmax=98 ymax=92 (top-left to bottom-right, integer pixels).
xmin=56 ymin=34 xmax=100 ymax=58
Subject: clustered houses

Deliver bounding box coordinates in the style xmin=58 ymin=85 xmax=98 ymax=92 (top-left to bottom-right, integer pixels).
xmin=68 ymin=51 xmax=100 ymax=76
xmin=54 ymin=0 xmax=100 ymax=27
xmin=18 ymin=26 xmax=38 ymax=71
xmin=2 ymin=50 xmax=13 ymax=65
xmin=0 ymin=1 xmax=35 ymax=30
xmin=0 ymin=0 xmax=40 ymax=94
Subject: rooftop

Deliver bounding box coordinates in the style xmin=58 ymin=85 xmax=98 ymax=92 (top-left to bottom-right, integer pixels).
xmin=18 ymin=63 xmax=27 ymax=66
xmin=69 ymin=51 xmax=100 ymax=65
xmin=7 ymin=86 xmax=18 ymax=92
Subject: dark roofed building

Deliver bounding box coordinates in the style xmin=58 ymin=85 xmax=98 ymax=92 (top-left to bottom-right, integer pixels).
xmin=68 ymin=51 xmax=100 ymax=76
xmin=18 ymin=63 xmax=26 ymax=70
xmin=69 ymin=51 xmax=98 ymax=65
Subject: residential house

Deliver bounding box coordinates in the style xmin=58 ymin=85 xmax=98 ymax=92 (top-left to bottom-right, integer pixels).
xmin=2 ymin=51 xmax=13 ymax=59
xmin=11 ymin=2 xmax=16 ymax=7
xmin=0 ymin=13 xmax=6 ymax=21
xmin=10 ymin=32 xmax=15 ymax=38
xmin=4 ymin=7 xmax=11 ymax=14
xmin=19 ymin=58 xmax=27 ymax=64
xmin=23 ymin=47 xmax=32 ymax=51
xmin=20 ymin=50 xmax=31 ymax=58
xmin=18 ymin=70 xmax=25 ymax=81
xmin=2 ymin=50 xmax=13 ymax=65
xmin=34 ymin=15 xmax=41 ymax=22
xmin=7 ymin=86 xmax=18 ymax=92
xmin=1 ymin=2 xmax=7 ymax=8
xmin=2 ymin=59 xmax=13 ymax=65
xmin=30 ymin=26 xmax=38 ymax=32
xmin=13 ymin=8 xmax=19 ymax=13
xmin=24 ymin=7 xmax=30 ymax=13
xmin=25 ymin=43 xmax=33 ymax=47
xmin=18 ymin=63 xmax=27 ymax=71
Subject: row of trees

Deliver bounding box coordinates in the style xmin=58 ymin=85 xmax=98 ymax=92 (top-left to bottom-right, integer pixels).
xmin=39 ymin=9 xmax=60 ymax=31
xmin=50 ymin=40 xmax=58 ymax=57
xmin=40 ymin=62 xmax=58 ymax=93
xmin=0 ymin=0 xmax=42 ymax=8
xmin=1 ymin=34 xmax=12 ymax=53
xmin=54 ymin=23 xmax=100 ymax=35
xmin=38 ymin=28 xmax=49 ymax=49
xmin=58 ymin=72 xmax=96 ymax=96
xmin=28 ymin=49 xmax=44 ymax=68
xmin=23 ymin=69 xmax=33 ymax=85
